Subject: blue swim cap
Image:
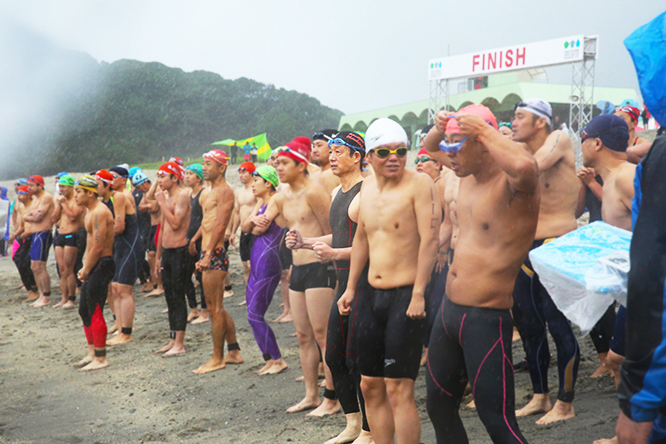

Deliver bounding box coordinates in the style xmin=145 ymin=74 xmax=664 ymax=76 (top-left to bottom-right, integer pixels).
xmin=56 ymin=171 xmax=69 ymax=178
xmin=132 ymin=171 xmax=149 ymax=186
xmin=128 ymin=167 xmax=141 ymax=178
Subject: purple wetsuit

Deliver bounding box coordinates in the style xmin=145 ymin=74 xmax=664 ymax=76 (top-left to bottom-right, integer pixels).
xmin=246 ymin=204 xmax=283 ymax=361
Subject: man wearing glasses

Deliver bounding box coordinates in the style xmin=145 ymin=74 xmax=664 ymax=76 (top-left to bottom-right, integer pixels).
xmin=511 ymin=98 xmax=582 ymax=424
xmin=256 ymin=139 xmax=339 ymax=416
xmin=422 ymin=104 xmax=536 ymax=444
xmin=338 ymin=118 xmax=440 ymax=444
xmin=414 ymin=147 xmax=451 ymax=367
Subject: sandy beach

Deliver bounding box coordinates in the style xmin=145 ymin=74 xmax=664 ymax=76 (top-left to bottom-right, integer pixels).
xmin=0 ymin=167 xmax=621 ymax=443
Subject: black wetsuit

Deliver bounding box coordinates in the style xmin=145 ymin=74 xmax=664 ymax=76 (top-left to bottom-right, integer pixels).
xmin=13 ymin=235 xmax=37 ymax=293
xmin=133 ymin=188 xmax=151 ymax=284
xmin=185 ymin=189 xmax=206 ymax=310
xmin=79 ymin=257 xmax=115 ymax=349
xmin=161 ymin=245 xmax=189 ymax=332
xmin=427 ymin=296 xmax=528 ymax=444
xmin=324 ymin=182 xmax=369 ymax=431
xmin=113 ymin=211 xmax=143 ymax=286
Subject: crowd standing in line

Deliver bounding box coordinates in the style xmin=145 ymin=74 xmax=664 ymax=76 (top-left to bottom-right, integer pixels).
xmin=7 ymin=97 xmax=666 ymax=444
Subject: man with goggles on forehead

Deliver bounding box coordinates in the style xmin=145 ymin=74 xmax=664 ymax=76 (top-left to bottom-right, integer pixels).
xmin=287 ymin=131 xmax=373 ymax=443
xmin=256 ymin=138 xmax=339 ymax=416
xmin=310 ymin=129 xmax=341 ymax=195
xmin=511 ymin=98 xmax=582 ymax=424
xmin=423 ymin=104 xmax=537 ymax=443
xmin=338 ymin=118 xmax=440 ymax=444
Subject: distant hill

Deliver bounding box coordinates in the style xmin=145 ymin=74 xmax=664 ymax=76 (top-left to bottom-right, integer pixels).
xmin=0 ymin=43 xmax=342 ymax=179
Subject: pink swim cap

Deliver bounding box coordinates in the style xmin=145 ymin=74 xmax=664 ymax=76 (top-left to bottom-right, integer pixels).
xmin=446 ymin=104 xmax=498 ymax=134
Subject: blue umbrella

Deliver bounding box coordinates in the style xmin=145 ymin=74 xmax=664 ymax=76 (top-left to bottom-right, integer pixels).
xmin=596 ymin=100 xmax=615 ymax=114
xmin=619 ymin=98 xmax=640 ymax=109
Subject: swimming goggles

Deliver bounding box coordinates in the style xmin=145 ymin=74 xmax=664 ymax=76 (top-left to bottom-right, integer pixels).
xmin=498 ymin=122 xmax=512 ymax=129
xmin=414 ymin=156 xmax=436 ymax=164
xmin=371 ymin=147 xmax=408 ymax=159
xmin=439 ymin=138 xmax=467 ymax=153
xmin=328 ymin=138 xmax=365 ymax=153
xmin=273 ymin=146 xmax=309 ymax=163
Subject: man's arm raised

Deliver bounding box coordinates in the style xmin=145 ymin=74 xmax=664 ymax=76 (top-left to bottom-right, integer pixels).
xmin=423 ymin=111 xmax=454 ymax=168
xmin=532 ymin=130 xmax=572 ymax=173
xmin=459 ymin=114 xmax=538 ymax=194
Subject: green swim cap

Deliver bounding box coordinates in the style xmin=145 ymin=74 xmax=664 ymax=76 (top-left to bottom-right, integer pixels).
xmin=255 ymin=165 xmax=279 ymax=189
xmin=186 ymin=163 xmax=204 ymax=181
xmin=75 ymin=175 xmax=99 ymax=194
xmin=58 ymin=174 xmax=75 ymax=187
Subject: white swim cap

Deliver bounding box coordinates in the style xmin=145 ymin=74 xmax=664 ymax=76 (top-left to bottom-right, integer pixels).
xmin=365 ymin=118 xmax=409 ymax=151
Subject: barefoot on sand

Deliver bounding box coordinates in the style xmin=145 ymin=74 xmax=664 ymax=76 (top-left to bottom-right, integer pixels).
xmin=593 ymin=437 xmax=617 ymax=444
xmin=278 ymin=313 xmax=293 ymax=323
xmin=536 ymin=401 xmax=575 ymax=425
xmin=224 ymin=289 xmax=234 ymax=299
xmin=144 ymin=287 xmax=164 ymax=298
xmin=193 ymin=358 xmax=226 ymax=374
xmin=238 ymin=300 xmax=246 ymax=306
xmin=307 ymin=398 xmax=341 ymax=417
xmin=190 ymin=314 xmax=210 ymax=325
xmin=162 ymin=346 xmax=185 ymax=358
xmin=286 ymin=397 xmax=321 ymax=414
xmin=187 ymin=310 xmax=199 ymax=322
xmin=155 ymin=341 xmax=174 ymax=354
xmin=73 ymin=355 xmax=94 ymax=368
xmin=26 ymin=291 xmax=39 ymax=302
xmin=107 ymin=333 xmax=132 ymax=346
xmin=512 ymin=326 xmax=521 ymax=342
xmin=351 ymin=430 xmax=374 ymax=444
xmin=54 ymin=300 xmax=65 ymax=307
xmin=31 ymin=297 xmax=50 ymax=308
xmin=79 ymin=359 xmax=109 ymax=372
xmin=255 ymin=359 xmax=288 ymax=375
xmin=516 ymin=394 xmax=552 ymax=417
xmin=224 ymin=350 xmax=244 ymax=365
xmin=62 ymin=300 xmax=76 ymax=309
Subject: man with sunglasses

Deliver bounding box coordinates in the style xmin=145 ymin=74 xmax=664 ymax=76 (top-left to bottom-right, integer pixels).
xmin=511 ymin=98 xmax=582 ymax=425
xmin=256 ymin=140 xmax=339 ymax=416
xmin=287 ymin=131 xmax=373 ymax=443
xmin=231 ymin=162 xmax=257 ymax=288
xmin=422 ymin=104 xmax=537 ymax=444
xmin=104 ymin=166 xmax=142 ymax=346
xmin=311 ymin=129 xmax=341 ymax=195
xmin=337 ymin=118 xmax=440 ymax=444
xmin=579 ymin=114 xmax=635 ymax=444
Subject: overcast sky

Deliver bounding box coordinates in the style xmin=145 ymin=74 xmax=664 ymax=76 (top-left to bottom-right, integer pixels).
xmin=1 ymin=1 xmax=664 ymax=115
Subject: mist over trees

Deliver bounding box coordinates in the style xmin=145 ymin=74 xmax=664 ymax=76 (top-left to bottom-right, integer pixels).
xmin=1 ymin=47 xmax=342 ymax=179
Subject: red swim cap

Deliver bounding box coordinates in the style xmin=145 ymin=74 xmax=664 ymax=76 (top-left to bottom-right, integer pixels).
xmin=94 ymin=169 xmax=114 ymax=184
xmin=18 ymin=185 xmax=30 ymax=195
xmin=239 ymin=161 xmax=256 ymax=173
xmin=278 ymin=141 xmax=310 ymax=164
xmin=417 ymin=148 xmax=429 ymax=157
xmin=169 ymin=157 xmax=184 ymax=166
xmin=615 ymin=105 xmax=640 ymax=124
xmin=158 ymin=161 xmax=184 ymax=180
xmin=28 ymin=175 xmax=44 ymax=186
xmin=203 ymin=149 xmax=229 ymax=166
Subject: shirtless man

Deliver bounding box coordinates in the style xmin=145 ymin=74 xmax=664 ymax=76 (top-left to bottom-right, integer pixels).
xmin=10 ymin=185 xmax=39 ymax=301
xmin=193 ymin=149 xmax=243 ymax=373
xmin=257 ymin=140 xmax=338 ymax=415
xmin=23 ymin=175 xmax=55 ymax=308
xmin=423 ymin=104 xmax=537 ymax=444
xmin=511 ymin=98 xmax=581 ymax=424
xmin=414 ymin=147 xmax=450 ymax=366
xmin=338 ymin=118 xmax=440 ymax=444
xmin=72 ymin=175 xmax=115 ymax=372
xmin=154 ymin=162 xmax=192 ymax=357
xmin=614 ymin=105 xmax=649 ymax=148
xmin=311 ymin=129 xmax=342 ymax=195
xmin=579 ymin=115 xmax=635 ymax=444
xmin=97 ymin=167 xmax=142 ymax=346
xmin=141 ymin=179 xmax=164 ymax=298
xmin=53 ymin=175 xmax=85 ymax=308
xmin=232 ymin=161 xmax=257 ymax=286
xmin=287 ymin=132 xmax=372 ymax=443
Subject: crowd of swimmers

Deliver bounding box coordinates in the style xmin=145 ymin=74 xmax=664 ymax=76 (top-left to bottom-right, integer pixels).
xmin=6 ymin=99 xmax=666 ymax=444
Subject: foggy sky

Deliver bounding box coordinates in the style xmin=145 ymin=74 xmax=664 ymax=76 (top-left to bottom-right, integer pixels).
xmin=1 ymin=1 xmax=664 ymax=115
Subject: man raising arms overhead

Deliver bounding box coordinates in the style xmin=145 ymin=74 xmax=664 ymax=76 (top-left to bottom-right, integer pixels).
xmin=193 ymin=149 xmax=243 ymax=374
xmin=423 ymin=105 xmax=537 ymax=444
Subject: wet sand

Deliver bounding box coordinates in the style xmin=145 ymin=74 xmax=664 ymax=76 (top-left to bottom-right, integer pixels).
xmin=0 ymin=167 xmax=620 ymax=443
